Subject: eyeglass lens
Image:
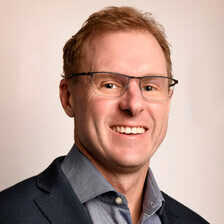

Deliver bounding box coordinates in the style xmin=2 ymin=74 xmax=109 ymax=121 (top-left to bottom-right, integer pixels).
xmin=92 ymin=72 xmax=174 ymax=101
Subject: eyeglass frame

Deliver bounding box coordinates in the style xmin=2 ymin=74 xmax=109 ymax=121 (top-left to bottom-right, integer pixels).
xmin=61 ymin=71 xmax=179 ymax=101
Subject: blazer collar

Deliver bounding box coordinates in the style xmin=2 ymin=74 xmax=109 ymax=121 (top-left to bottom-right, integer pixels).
xmin=34 ymin=157 xmax=93 ymax=224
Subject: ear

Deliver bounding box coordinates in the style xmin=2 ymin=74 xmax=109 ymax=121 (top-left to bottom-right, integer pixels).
xmin=59 ymin=79 xmax=74 ymax=117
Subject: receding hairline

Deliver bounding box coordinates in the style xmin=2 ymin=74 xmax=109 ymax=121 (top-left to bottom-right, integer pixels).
xmin=80 ymin=29 xmax=169 ymax=75
xmin=63 ymin=6 xmax=172 ymax=78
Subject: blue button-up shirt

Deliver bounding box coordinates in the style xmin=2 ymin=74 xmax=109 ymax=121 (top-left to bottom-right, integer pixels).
xmin=61 ymin=145 xmax=164 ymax=224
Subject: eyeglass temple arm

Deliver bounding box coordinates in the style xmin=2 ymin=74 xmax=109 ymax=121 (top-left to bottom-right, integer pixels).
xmin=170 ymin=79 xmax=178 ymax=87
xmin=61 ymin=72 xmax=92 ymax=79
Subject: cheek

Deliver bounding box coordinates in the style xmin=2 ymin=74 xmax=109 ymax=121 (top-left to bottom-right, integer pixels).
xmin=86 ymin=97 xmax=118 ymax=123
xmin=72 ymin=87 xmax=94 ymax=119
xmin=73 ymin=96 xmax=117 ymax=145
xmin=81 ymin=98 xmax=118 ymax=146
xmin=147 ymin=102 xmax=170 ymax=128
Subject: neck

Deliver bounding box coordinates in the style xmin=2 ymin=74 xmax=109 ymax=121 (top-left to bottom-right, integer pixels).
xmin=108 ymin=170 xmax=147 ymax=224
xmin=75 ymin=140 xmax=149 ymax=224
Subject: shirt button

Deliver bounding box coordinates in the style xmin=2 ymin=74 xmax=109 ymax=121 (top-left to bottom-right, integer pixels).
xmin=115 ymin=197 xmax=123 ymax=205
xmin=151 ymin=201 xmax=156 ymax=207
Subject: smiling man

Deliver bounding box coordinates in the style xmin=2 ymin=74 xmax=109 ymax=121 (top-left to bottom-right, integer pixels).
xmin=0 ymin=6 xmax=209 ymax=224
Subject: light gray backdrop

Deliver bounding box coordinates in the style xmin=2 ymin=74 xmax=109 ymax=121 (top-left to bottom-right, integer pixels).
xmin=0 ymin=0 xmax=223 ymax=223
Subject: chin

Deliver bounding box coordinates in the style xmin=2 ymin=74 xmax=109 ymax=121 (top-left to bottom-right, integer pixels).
xmin=110 ymin=150 xmax=150 ymax=169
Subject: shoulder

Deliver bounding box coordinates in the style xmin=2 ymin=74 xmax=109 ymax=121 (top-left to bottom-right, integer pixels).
xmin=0 ymin=176 xmax=41 ymax=201
xmin=0 ymin=157 xmax=65 ymax=223
xmin=161 ymin=192 xmax=210 ymax=224
xmin=0 ymin=175 xmax=47 ymax=223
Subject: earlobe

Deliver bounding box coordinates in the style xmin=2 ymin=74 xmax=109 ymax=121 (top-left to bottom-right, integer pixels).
xmin=59 ymin=79 xmax=74 ymax=117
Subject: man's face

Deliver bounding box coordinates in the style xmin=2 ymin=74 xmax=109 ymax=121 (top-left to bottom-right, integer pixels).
xmin=63 ymin=31 xmax=171 ymax=173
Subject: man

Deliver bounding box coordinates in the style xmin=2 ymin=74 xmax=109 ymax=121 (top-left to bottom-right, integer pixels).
xmin=0 ymin=6 xmax=209 ymax=224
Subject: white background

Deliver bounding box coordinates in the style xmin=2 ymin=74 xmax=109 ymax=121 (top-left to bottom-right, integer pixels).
xmin=0 ymin=0 xmax=223 ymax=223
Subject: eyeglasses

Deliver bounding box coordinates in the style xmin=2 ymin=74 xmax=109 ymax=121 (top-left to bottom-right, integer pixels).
xmin=62 ymin=72 xmax=178 ymax=101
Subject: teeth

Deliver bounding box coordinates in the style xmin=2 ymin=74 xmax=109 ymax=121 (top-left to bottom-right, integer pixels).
xmin=137 ymin=127 xmax=142 ymax=133
xmin=113 ymin=126 xmax=146 ymax=134
xmin=132 ymin=127 xmax=137 ymax=134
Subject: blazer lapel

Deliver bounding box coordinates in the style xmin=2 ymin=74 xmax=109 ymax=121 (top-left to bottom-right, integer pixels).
xmin=160 ymin=207 xmax=181 ymax=224
xmin=159 ymin=209 xmax=170 ymax=224
xmin=34 ymin=157 xmax=93 ymax=224
xmin=160 ymin=192 xmax=181 ymax=224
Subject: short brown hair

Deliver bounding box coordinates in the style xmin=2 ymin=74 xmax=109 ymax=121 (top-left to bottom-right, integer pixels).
xmin=63 ymin=6 xmax=172 ymax=77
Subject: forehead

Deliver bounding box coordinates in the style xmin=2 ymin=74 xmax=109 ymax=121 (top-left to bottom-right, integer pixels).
xmin=87 ymin=31 xmax=167 ymax=76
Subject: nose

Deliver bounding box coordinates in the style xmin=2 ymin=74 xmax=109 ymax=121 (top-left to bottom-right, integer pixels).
xmin=119 ymin=80 xmax=144 ymax=116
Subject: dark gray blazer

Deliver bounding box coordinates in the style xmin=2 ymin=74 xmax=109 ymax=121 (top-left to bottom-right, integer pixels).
xmin=0 ymin=157 xmax=209 ymax=224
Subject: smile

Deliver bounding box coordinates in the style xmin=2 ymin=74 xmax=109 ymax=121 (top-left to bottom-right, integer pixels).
xmin=111 ymin=126 xmax=146 ymax=134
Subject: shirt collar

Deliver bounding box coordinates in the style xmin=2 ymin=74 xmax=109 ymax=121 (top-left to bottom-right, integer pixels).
xmin=61 ymin=144 xmax=164 ymax=216
xmin=142 ymin=168 xmax=164 ymax=217
xmin=61 ymin=145 xmax=114 ymax=203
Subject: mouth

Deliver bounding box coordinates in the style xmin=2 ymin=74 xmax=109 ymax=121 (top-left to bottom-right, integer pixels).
xmin=111 ymin=126 xmax=147 ymax=135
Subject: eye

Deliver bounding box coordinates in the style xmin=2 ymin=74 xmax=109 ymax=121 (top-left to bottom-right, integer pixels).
xmin=103 ymin=83 xmax=117 ymax=89
xmin=142 ymin=85 xmax=154 ymax=91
